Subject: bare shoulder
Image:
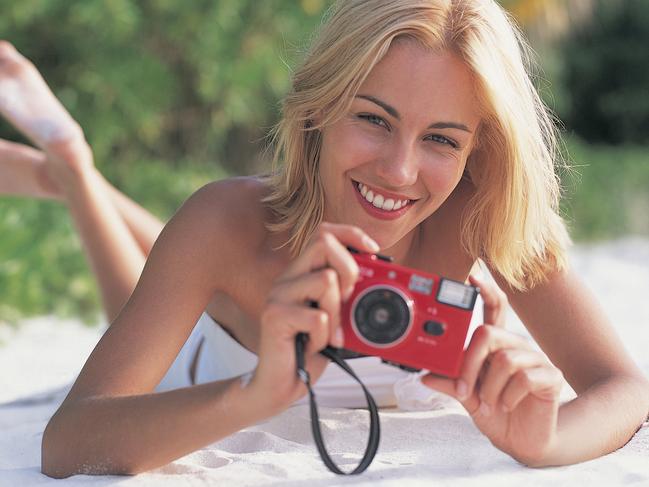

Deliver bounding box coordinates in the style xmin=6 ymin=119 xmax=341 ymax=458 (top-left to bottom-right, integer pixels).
xmin=61 ymin=176 xmax=274 ymax=400
xmin=178 ymin=176 xmax=269 ymax=236
xmin=173 ymin=176 xmax=272 ymax=266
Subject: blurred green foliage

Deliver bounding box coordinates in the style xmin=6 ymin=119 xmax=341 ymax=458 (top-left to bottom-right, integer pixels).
xmin=561 ymin=137 xmax=649 ymax=241
xmin=0 ymin=0 xmax=331 ymax=323
xmin=0 ymin=0 xmax=332 ymax=173
xmin=558 ymin=0 xmax=649 ymax=144
xmin=1 ymin=0 xmax=648 ymax=323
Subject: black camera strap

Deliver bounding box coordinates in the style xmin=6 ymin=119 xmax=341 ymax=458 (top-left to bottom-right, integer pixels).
xmin=295 ymin=332 xmax=380 ymax=475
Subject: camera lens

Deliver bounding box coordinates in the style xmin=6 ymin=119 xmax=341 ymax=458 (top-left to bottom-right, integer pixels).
xmin=353 ymin=287 xmax=411 ymax=345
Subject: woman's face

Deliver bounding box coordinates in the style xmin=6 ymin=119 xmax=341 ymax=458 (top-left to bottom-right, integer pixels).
xmin=318 ymin=40 xmax=482 ymax=261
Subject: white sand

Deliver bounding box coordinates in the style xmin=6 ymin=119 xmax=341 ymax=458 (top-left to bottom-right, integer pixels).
xmin=1 ymin=237 xmax=648 ymax=486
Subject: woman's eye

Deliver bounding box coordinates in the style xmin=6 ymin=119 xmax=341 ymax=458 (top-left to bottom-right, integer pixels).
xmin=426 ymin=134 xmax=459 ymax=149
xmin=358 ymin=114 xmax=388 ymax=129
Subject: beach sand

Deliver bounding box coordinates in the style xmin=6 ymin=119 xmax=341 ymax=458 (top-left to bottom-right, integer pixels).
xmin=1 ymin=237 xmax=648 ymax=486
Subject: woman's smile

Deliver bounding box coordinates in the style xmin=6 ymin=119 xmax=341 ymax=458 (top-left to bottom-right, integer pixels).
xmin=319 ymin=39 xmax=481 ymax=253
xmin=351 ymin=179 xmax=416 ymax=220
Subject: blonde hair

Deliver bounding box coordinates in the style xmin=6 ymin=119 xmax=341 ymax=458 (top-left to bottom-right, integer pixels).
xmin=263 ymin=0 xmax=571 ymax=291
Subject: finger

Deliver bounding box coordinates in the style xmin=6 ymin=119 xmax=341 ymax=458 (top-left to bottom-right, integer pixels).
xmin=269 ymin=269 xmax=343 ymax=347
xmin=313 ymin=272 xmax=342 ymax=348
xmin=421 ymin=373 xmax=481 ymax=415
xmin=284 ymin=224 xmax=379 ymax=291
xmin=500 ymin=366 xmax=564 ymax=413
xmin=458 ymin=324 xmax=533 ymax=401
xmin=469 ymin=274 xmax=508 ymax=327
xmin=318 ymin=221 xmax=381 ymax=254
xmin=420 ymin=373 xmax=457 ymax=398
xmin=261 ymin=301 xmax=331 ymax=354
xmin=476 ymin=349 xmax=548 ymax=413
xmin=280 ymin=230 xmax=354 ymax=299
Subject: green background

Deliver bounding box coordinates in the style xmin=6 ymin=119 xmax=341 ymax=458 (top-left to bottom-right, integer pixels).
xmin=1 ymin=0 xmax=648 ymax=324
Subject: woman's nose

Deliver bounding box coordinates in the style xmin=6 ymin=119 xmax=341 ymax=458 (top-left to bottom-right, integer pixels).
xmin=376 ymin=140 xmax=419 ymax=188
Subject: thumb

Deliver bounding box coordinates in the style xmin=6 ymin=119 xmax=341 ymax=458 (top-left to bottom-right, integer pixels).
xmin=420 ymin=373 xmax=460 ymax=399
xmin=421 ymin=373 xmax=480 ymax=413
xmin=469 ymin=274 xmax=507 ymax=328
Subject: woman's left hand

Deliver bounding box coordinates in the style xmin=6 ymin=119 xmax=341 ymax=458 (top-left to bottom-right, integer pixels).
xmin=421 ymin=274 xmax=564 ymax=465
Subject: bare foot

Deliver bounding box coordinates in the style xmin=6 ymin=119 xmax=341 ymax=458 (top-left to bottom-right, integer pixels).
xmin=0 ymin=41 xmax=83 ymax=148
xmin=0 ymin=41 xmax=94 ymax=188
xmin=0 ymin=139 xmax=62 ymax=199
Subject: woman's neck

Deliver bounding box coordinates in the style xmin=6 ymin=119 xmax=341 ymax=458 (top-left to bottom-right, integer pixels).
xmin=380 ymin=225 xmax=422 ymax=268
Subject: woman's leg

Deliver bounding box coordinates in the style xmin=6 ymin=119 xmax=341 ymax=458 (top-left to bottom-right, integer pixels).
xmin=97 ymin=175 xmax=164 ymax=256
xmin=0 ymin=138 xmax=164 ymax=254
xmin=0 ymin=40 xmax=164 ymax=254
xmin=0 ymin=41 xmax=164 ymax=321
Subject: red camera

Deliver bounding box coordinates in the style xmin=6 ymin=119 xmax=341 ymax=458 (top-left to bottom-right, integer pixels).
xmin=339 ymin=251 xmax=479 ymax=378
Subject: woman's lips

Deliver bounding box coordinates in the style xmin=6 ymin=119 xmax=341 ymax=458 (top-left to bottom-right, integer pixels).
xmin=352 ymin=180 xmax=415 ymax=220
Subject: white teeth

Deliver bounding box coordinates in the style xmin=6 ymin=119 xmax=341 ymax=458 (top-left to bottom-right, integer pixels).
xmin=356 ymin=182 xmax=409 ymax=211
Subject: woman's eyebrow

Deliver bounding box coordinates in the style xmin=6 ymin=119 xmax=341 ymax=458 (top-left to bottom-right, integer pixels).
xmin=356 ymin=94 xmax=400 ymax=119
xmin=355 ymin=94 xmax=473 ymax=133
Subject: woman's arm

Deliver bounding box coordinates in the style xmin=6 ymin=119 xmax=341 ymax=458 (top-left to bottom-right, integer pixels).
xmin=41 ymin=181 xmax=380 ymax=477
xmin=423 ymin=265 xmax=649 ymax=466
xmin=541 ymin=373 xmax=648 ymax=466
xmin=41 ymin=180 xmax=269 ymax=478
xmin=43 ymin=376 xmax=267 ymax=477
xmin=494 ymin=267 xmax=649 ymax=466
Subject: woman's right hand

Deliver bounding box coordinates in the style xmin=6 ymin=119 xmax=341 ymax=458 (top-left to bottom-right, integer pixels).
xmin=248 ymin=222 xmax=380 ymax=412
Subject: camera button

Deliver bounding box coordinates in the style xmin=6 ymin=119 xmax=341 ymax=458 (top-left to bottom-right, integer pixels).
xmin=423 ymin=320 xmax=446 ymax=336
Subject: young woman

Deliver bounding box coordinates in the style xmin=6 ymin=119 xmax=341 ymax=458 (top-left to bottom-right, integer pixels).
xmin=2 ymin=0 xmax=648 ymax=477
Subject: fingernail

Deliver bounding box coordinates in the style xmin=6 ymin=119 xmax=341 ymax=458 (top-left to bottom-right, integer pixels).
xmin=334 ymin=328 xmax=344 ymax=347
xmin=456 ymin=380 xmax=468 ymax=400
xmin=363 ymin=236 xmax=380 ymax=252
xmin=479 ymin=401 xmax=491 ymax=416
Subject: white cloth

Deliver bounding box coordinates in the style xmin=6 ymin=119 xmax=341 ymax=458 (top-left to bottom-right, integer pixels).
xmin=155 ymin=312 xmax=258 ymax=392
xmin=156 ymin=312 xmax=423 ymax=408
